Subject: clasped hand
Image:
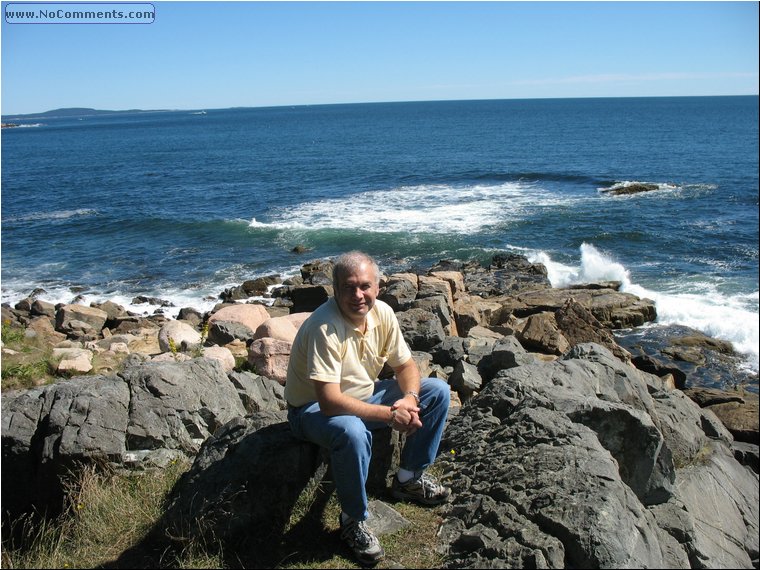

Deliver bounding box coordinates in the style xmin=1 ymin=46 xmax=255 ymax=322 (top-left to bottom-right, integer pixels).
xmin=389 ymin=398 xmax=422 ymax=435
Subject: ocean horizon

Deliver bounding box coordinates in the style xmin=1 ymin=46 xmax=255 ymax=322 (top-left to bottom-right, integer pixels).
xmin=2 ymin=95 xmax=758 ymax=387
xmin=4 ymin=93 xmax=758 ymax=121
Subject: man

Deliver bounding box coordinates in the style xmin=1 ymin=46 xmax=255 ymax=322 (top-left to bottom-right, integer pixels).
xmin=285 ymin=250 xmax=451 ymax=565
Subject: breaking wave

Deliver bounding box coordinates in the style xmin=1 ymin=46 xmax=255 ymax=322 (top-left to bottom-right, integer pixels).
xmin=529 ymin=243 xmax=759 ymax=374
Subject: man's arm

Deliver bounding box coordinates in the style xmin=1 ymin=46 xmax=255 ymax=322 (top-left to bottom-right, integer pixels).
xmin=313 ymin=356 xmax=423 ymax=434
xmin=314 ymin=381 xmax=394 ymax=423
xmin=392 ymin=357 xmax=421 ymax=408
xmin=389 ymin=357 xmax=423 ymax=433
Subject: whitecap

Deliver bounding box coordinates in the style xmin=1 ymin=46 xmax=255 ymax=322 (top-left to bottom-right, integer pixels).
xmin=4 ymin=208 xmax=98 ymax=223
xmin=248 ymin=217 xmax=308 ymax=230
xmin=529 ymin=243 xmax=631 ymax=288
xmin=256 ymin=181 xmax=566 ymax=235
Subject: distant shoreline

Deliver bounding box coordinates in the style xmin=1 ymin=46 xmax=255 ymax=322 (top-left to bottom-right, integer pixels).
xmin=1 ymin=107 xmax=173 ymax=121
xmin=4 ymin=94 xmax=757 ymax=122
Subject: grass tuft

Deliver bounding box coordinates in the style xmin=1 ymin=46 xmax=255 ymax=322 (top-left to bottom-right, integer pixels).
xmin=0 ymin=460 xmax=222 ymax=569
xmin=1 ymin=460 xmax=447 ymax=569
xmin=1 ymin=323 xmax=57 ymax=390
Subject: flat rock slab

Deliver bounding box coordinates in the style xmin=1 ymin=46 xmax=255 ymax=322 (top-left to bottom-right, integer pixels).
xmin=367 ymin=500 xmax=411 ymax=536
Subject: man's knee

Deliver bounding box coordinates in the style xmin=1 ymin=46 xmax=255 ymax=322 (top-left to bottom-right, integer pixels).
xmin=330 ymin=416 xmax=372 ymax=453
xmin=421 ymin=377 xmax=451 ymax=406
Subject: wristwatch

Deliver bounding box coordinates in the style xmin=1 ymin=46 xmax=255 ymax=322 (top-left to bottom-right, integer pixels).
xmin=404 ymin=390 xmax=421 ymax=406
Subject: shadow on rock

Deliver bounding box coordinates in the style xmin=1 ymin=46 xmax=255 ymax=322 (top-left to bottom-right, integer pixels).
xmin=101 ymin=411 xmax=321 ymax=568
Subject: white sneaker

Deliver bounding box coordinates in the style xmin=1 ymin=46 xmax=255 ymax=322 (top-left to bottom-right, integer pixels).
xmin=391 ymin=471 xmax=451 ymax=506
xmin=339 ymin=514 xmax=385 ymax=565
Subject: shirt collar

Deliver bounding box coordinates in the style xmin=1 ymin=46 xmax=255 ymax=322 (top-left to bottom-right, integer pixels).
xmin=365 ymin=304 xmax=379 ymax=332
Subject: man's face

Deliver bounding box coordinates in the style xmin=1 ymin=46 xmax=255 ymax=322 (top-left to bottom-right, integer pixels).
xmin=334 ymin=262 xmax=379 ymax=327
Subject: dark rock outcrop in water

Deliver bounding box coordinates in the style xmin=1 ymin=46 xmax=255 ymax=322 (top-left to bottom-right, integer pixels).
xmin=600 ymin=182 xmax=660 ymax=195
xmin=617 ymin=323 xmax=758 ymax=392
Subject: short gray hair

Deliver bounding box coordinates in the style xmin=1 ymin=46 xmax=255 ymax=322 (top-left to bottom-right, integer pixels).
xmin=332 ymin=251 xmax=380 ymax=286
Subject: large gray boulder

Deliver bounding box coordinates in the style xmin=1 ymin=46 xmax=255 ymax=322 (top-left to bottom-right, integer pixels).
xmin=396 ymin=307 xmax=447 ymax=352
xmin=120 ymin=359 xmax=247 ymax=452
xmin=1 ymin=358 xmax=282 ymax=519
xmin=437 ymin=343 xmax=759 ymax=569
xmin=1 ymin=375 xmax=130 ymax=517
xmin=161 ymin=411 xmax=318 ymax=545
xmin=161 ymin=411 xmax=404 ymax=548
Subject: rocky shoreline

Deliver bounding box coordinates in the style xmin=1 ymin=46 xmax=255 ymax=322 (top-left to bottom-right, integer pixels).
xmin=2 ymin=253 xmax=758 ymax=568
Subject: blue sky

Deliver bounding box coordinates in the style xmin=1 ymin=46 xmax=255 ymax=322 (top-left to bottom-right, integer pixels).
xmin=1 ymin=1 xmax=758 ymax=115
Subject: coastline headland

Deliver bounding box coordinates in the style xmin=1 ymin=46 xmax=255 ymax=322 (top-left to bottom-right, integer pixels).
xmin=2 ymin=253 xmax=758 ymax=567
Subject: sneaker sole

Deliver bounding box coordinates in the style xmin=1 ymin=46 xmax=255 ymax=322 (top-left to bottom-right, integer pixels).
xmin=355 ymin=550 xmax=385 ymax=566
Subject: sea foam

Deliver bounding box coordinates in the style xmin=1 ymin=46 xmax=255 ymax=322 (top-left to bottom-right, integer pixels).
xmin=250 ymin=182 xmax=568 ymax=235
xmin=3 ymin=208 xmax=98 ymax=223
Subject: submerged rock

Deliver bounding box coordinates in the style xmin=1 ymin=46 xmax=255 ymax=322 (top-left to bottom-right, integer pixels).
xmin=600 ymin=182 xmax=660 ymax=195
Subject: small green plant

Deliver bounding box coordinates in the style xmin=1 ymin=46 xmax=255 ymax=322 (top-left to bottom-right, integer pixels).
xmin=192 ymin=322 xmax=210 ymax=358
xmin=2 ymin=360 xmax=52 ymax=384
xmin=234 ymin=358 xmax=258 ymax=374
xmin=673 ymin=443 xmax=715 ymax=469
xmin=167 ymin=337 xmax=179 ymax=360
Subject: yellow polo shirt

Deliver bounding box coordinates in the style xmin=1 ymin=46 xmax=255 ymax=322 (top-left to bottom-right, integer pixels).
xmin=284 ymin=298 xmax=412 ymax=407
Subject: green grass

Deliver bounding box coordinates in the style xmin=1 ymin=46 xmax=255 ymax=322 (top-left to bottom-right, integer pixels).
xmin=1 ymin=460 xmax=218 ymax=569
xmin=1 ymin=323 xmax=57 ymax=390
xmin=2 ymin=323 xmax=26 ymax=344
xmin=1 ymin=461 xmax=447 ymax=569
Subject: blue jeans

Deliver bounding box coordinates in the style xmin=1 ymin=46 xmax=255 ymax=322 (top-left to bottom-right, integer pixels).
xmin=287 ymin=377 xmax=450 ymax=521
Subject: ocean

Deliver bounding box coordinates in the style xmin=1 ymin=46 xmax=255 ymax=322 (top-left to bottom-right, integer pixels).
xmin=2 ymin=96 xmax=758 ymax=387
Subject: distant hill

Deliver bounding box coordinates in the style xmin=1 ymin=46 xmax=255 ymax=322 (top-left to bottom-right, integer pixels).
xmin=1 ymin=107 xmax=169 ymax=120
